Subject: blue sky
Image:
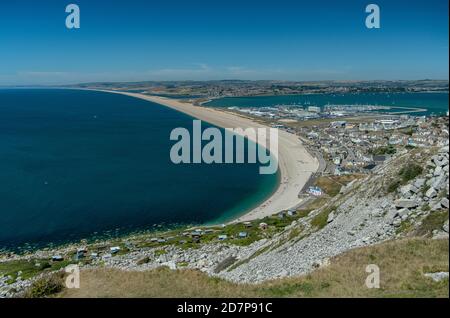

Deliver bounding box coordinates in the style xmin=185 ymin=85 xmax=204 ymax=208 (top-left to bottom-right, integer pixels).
xmin=0 ymin=0 xmax=448 ymax=85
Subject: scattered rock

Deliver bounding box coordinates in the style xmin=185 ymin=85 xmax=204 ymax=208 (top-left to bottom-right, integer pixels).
xmin=414 ymin=178 xmax=426 ymax=189
xmin=394 ymin=199 xmax=419 ymax=209
xmin=312 ymin=258 xmax=330 ymax=269
xmin=327 ymin=212 xmax=335 ymax=223
xmin=395 ymin=208 xmax=410 ymax=219
xmin=432 ymin=175 xmax=446 ymax=190
xmin=431 ymin=203 xmax=443 ymax=212
xmin=436 ymin=159 xmax=448 ymax=167
xmin=424 ymin=272 xmax=449 ymax=282
xmin=425 ymin=187 xmax=438 ymax=199
xmin=340 ymin=179 xmax=358 ymax=194
xmin=370 ymin=209 xmax=384 ymax=218
xmin=136 ymin=256 xmax=150 ymax=265
xmin=164 ymin=261 xmax=177 ymax=270
xmin=441 ymin=198 xmax=449 ymax=209
xmin=443 ymin=220 xmax=449 ymax=233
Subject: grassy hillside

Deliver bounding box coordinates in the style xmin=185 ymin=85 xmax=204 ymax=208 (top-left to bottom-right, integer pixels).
xmin=57 ymin=238 xmax=448 ymax=298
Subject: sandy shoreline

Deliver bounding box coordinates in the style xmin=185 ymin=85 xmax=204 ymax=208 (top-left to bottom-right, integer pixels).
xmin=100 ymin=90 xmax=319 ymax=222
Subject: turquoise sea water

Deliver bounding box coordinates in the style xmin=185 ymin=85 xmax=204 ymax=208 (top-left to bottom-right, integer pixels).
xmin=0 ymin=89 xmax=278 ymax=250
xmin=205 ymin=92 xmax=449 ymax=115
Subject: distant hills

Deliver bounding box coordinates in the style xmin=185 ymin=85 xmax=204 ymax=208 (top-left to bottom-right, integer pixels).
xmin=67 ymin=80 xmax=449 ymax=98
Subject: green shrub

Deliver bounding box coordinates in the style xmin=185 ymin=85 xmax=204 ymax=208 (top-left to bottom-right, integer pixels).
xmin=177 ymin=262 xmax=189 ymax=267
xmin=387 ymin=163 xmax=424 ymax=193
xmin=403 ymin=127 xmax=414 ymax=136
xmin=154 ymin=249 xmax=167 ymax=256
xmin=136 ymin=257 xmax=150 ymax=265
xmin=311 ymin=207 xmax=335 ymax=230
xmin=38 ymin=262 xmax=52 ymax=270
xmin=399 ymin=164 xmax=423 ymax=183
xmin=370 ymin=145 xmax=396 ymax=155
xmin=214 ymin=256 xmax=237 ymax=273
xmin=296 ymin=209 xmax=312 ymax=218
xmin=415 ymin=210 xmax=449 ymax=237
xmin=23 ymin=273 xmax=64 ymax=298
xmin=388 ymin=180 xmax=402 ymax=193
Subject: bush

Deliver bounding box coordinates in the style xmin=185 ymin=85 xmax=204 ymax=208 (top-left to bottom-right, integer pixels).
xmin=311 ymin=207 xmax=335 ymax=230
xmin=387 ymin=163 xmax=424 ymax=193
xmin=214 ymin=256 xmax=237 ymax=273
xmin=23 ymin=273 xmax=64 ymax=298
xmin=370 ymin=146 xmax=396 ymax=155
xmin=38 ymin=262 xmax=51 ymax=270
xmin=399 ymin=164 xmax=423 ymax=182
xmin=415 ymin=210 xmax=449 ymax=237
xmin=154 ymin=249 xmax=167 ymax=256
xmin=404 ymin=128 xmax=414 ymax=136
xmin=387 ymin=180 xmax=402 ymax=193
xmin=136 ymin=257 xmax=150 ymax=265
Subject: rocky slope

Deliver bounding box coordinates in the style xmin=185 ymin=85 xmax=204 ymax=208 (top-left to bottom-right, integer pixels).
xmin=76 ymin=145 xmax=450 ymax=284
xmin=217 ymin=146 xmax=449 ymax=282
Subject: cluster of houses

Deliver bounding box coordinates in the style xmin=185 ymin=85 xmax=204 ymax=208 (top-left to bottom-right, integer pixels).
xmin=51 ymin=245 xmax=123 ymax=263
xmin=43 ymin=206 xmax=315 ymax=267
xmin=299 ymin=115 xmax=449 ymax=175
xmin=359 ymin=116 xmax=419 ymax=131
xmin=48 ymin=210 xmax=307 ymax=263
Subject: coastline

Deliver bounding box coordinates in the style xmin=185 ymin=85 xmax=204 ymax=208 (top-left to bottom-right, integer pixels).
xmin=98 ymin=90 xmax=319 ymax=222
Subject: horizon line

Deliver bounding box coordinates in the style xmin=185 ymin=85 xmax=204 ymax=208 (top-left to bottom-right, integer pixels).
xmin=0 ymin=78 xmax=449 ymax=88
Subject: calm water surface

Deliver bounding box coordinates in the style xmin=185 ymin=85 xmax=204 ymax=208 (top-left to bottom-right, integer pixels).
xmin=0 ymin=89 xmax=278 ymax=250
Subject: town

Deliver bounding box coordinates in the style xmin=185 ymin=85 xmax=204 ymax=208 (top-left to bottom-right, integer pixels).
xmin=222 ymin=107 xmax=449 ymax=176
xmin=214 ymin=103 xmax=449 ymax=200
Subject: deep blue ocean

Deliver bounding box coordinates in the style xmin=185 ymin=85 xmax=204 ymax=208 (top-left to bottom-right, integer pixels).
xmin=205 ymin=92 xmax=449 ymax=116
xmin=0 ymin=89 xmax=279 ymax=251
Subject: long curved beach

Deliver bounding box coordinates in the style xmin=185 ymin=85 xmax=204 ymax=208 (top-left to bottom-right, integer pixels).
xmin=99 ymin=91 xmax=319 ymax=222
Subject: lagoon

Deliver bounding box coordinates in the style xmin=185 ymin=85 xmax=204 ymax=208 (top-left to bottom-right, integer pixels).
xmin=204 ymin=92 xmax=449 ymax=116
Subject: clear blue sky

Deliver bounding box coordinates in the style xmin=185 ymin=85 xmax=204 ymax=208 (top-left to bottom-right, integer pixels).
xmin=0 ymin=0 xmax=448 ymax=85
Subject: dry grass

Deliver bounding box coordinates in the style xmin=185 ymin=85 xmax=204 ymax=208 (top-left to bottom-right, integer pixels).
xmin=303 ymin=197 xmax=329 ymax=210
xmin=263 ymin=238 xmax=448 ymax=298
xmin=58 ymin=238 xmax=448 ymax=298
xmin=58 ymin=267 xmax=251 ymax=298
xmin=314 ymin=175 xmax=363 ymax=197
xmin=314 ymin=177 xmax=343 ymax=197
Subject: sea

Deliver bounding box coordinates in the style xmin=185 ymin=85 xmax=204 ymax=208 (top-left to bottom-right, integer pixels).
xmin=0 ymin=89 xmax=279 ymax=251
